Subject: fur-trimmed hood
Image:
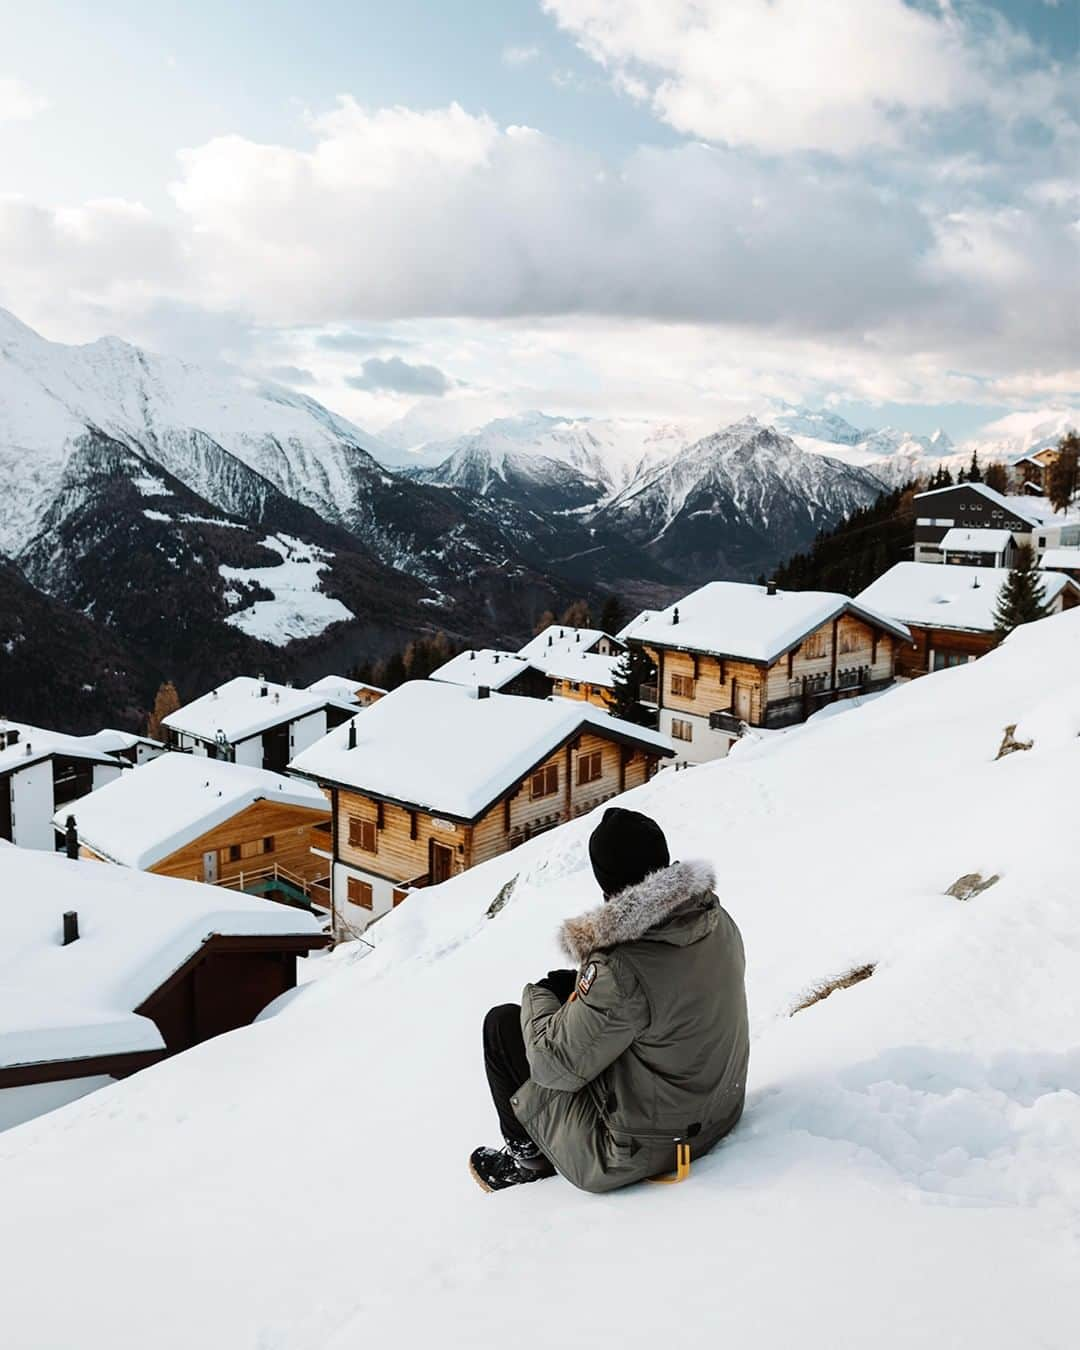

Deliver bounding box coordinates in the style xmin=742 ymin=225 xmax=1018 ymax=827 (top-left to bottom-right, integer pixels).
xmin=560 ymin=859 xmax=717 ymax=965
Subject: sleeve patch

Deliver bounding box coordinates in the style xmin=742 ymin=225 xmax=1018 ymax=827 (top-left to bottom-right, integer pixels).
xmin=578 ymin=962 xmax=598 ymax=998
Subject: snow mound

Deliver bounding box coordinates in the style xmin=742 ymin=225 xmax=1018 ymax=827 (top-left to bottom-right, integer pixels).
xmin=2 ymin=613 xmax=1079 ymax=1348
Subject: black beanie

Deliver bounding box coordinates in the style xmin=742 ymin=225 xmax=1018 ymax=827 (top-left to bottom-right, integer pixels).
xmin=588 ymin=807 xmax=670 ymax=898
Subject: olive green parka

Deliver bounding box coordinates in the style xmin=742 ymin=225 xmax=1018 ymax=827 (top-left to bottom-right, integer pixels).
xmin=511 ymin=859 xmax=748 ymax=1194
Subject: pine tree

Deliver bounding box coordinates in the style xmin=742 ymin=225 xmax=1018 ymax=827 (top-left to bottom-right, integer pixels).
xmin=983 ymin=460 xmax=1008 ymax=494
xmin=608 ymin=646 xmax=656 ymax=726
xmin=146 ymin=681 xmax=180 ymax=740
xmin=598 ymin=593 xmax=626 ymax=636
xmin=1047 ymin=432 xmax=1079 ymax=514
xmin=993 ymin=543 xmax=1049 ymax=636
xmin=967 ymin=449 xmax=983 ymax=483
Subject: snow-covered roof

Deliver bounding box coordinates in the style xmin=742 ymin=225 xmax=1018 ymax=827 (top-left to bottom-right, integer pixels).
xmin=1040 ymin=549 xmax=1080 ymax=571
xmin=856 ymin=562 xmax=1077 ymax=633
xmin=618 ymin=609 xmax=657 ymax=639
xmin=0 ymin=721 xmax=119 ymax=778
xmin=54 ymin=753 xmax=329 ymax=870
xmin=429 ymin=650 xmax=535 ymax=691
xmin=622 ymin=582 xmax=911 ymax=663
xmin=81 ymin=729 xmax=166 ymax=755
xmin=941 ymin=528 xmax=1015 ymax=553
xmin=517 ymin=626 xmax=622 ymax=663
xmin=914 ymin=480 xmax=1039 ymax=524
xmin=305 ymin=675 xmax=386 ymax=701
xmin=162 ymin=676 xmax=355 ymax=745
xmin=0 ymin=847 xmax=322 ymax=1070
xmin=534 ymin=649 xmax=620 ymax=688
xmin=290 ymin=680 xmax=673 ymax=820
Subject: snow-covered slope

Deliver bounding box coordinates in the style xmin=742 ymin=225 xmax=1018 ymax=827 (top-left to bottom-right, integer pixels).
xmin=771 ymin=404 xmax=957 ymax=487
xmin=592 ymin=417 xmax=886 ymax=580
xmin=4 ymin=609 xmax=1078 ymax=1348
xmin=961 ymin=407 xmax=1079 ymax=463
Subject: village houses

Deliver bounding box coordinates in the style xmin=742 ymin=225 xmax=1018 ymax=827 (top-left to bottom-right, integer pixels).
xmin=913 ymin=482 xmax=1080 ymax=567
xmin=431 ymin=626 xmax=627 ymax=709
xmin=0 ymin=721 xmax=162 ymax=851
xmin=162 ymin=674 xmax=363 ymax=771
xmin=289 ymin=680 xmax=673 ymax=928
xmin=622 ymin=581 xmax=912 ymax=763
xmin=0 ymin=847 xmax=326 ymax=1132
xmin=856 ymin=561 xmax=1080 ymax=677
xmin=55 ymin=752 xmax=332 ymax=910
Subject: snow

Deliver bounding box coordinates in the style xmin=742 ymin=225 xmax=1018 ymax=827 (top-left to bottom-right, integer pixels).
xmin=220 ymin=534 xmax=354 ymax=646
xmin=290 ymin=681 xmax=673 ymax=819
xmin=305 ymin=675 xmax=386 ymax=701
xmin=517 ymin=625 xmax=619 ymax=663
xmin=622 ymin=580 xmax=910 ymax=663
xmin=533 ymin=648 xmax=620 ymax=688
xmin=2 ymin=610 xmax=1079 ymax=1347
xmin=1041 ymin=548 xmax=1080 ymax=570
xmin=941 ymin=527 xmax=1015 ymax=553
xmin=55 ymin=753 xmax=328 ymax=870
xmin=132 ymin=475 xmax=169 ymax=496
xmin=141 ymin=508 xmax=172 ymax=522
xmin=430 ymin=649 xmax=536 ymax=691
xmin=163 ymin=675 xmax=355 ymax=746
xmin=0 ymin=848 xmax=322 ymax=1073
xmin=856 ymin=562 xmax=1078 ymax=634
xmin=0 ymin=720 xmax=118 ymax=777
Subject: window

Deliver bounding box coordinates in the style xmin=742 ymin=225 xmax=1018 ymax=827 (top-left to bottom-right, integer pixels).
xmin=577 ymin=750 xmax=603 ymax=786
xmin=348 ymin=816 xmax=377 ymax=853
xmin=228 ymin=844 xmax=242 ymax=862
xmin=263 ymin=836 xmax=275 ymax=854
xmin=569 ymin=681 xmax=581 ymax=692
xmin=530 ymin=764 xmax=559 ymax=799
xmin=931 ymin=651 xmax=972 ymax=672
xmin=672 ymin=718 xmax=693 ymax=742
xmin=347 ymin=877 xmax=373 ymax=909
xmin=802 ymin=632 xmax=827 ymax=660
xmin=670 ymin=673 xmax=695 ymax=699
xmin=838 ymin=630 xmax=863 ymax=655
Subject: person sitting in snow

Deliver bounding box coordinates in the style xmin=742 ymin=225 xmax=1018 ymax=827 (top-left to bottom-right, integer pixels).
xmin=469 ymin=806 xmax=749 ymax=1193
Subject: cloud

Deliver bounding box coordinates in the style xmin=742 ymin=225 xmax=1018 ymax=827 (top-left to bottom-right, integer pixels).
xmin=345 ymin=355 xmax=452 ymax=395
xmin=502 ymin=44 xmax=540 ymax=67
xmin=315 ymin=329 xmax=413 ymax=353
xmin=265 ymin=364 xmax=317 ymax=386
xmin=0 ymin=77 xmax=48 ymax=123
xmin=540 ymin=0 xmax=1064 ymax=156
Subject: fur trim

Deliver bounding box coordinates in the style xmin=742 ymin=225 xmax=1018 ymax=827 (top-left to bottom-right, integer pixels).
xmin=560 ymin=859 xmax=716 ymax=964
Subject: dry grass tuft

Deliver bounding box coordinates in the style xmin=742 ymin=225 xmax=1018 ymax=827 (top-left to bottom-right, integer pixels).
xmin=996 ymin=724 xmax=1033 ymax=759
xmin=791 ymin=963 xmax=876 ymax=1016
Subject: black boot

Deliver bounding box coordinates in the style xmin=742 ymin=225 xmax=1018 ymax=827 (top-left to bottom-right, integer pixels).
xmin=469 ymin=1138 xmax=556 ymax=1193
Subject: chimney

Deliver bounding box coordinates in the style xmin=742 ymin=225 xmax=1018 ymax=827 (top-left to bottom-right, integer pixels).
xmin=477 ymin=685 xmax=491 ymax=699
xmin=767 ymin=579 xmax=777 ymax=596
xmin=25 ymin=741 xmax=32 ymax=755
xmin=493 ymin=653 xmax=500 ymax=663
xmin=347 ymin=721 xmax=357 ymax=749
xmin=575 ymin=633 xmax=580 ymax=643
xmin=65 ymin=814 xmax=79 ymax=860
xmin=672 ymin=607 xmax=680 ymax=626
xmin=973 ymin=577 xmax=980 ymax=589
xmin=469 ymin=650 xmax=476 ymax=661
xmin=259 ymin=674 xmax=268 ymax=697
xmin=547 ymin=635 xmax=553 ymax=646
xmin=62 ymin=911 xmax=79 ymax=946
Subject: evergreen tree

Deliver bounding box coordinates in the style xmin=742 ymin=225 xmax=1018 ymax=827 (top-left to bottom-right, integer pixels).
xmin=993 ymin=543 xmax=1049 ymax=636
xmin=608 ymin=646 xmax=656 ymax=726
xmin=598 ymin=593 xmax=626 ymax=636
xmin=967 ymin=449 xmax=983 ymax=483
xmin=146 ymin=680 xmax=180 ymax=740
xmin=1047 ymin=432 xmax=1079 ymax=514
xmin=983 ymin=460 xmax=1009 ymax=494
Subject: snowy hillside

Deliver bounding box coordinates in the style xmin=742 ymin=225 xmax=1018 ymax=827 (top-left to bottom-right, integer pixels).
xmin=3 ymin=610 xmax=1078 ymax=1348
xmin=772 ymin=404 xmax=956 ymax=487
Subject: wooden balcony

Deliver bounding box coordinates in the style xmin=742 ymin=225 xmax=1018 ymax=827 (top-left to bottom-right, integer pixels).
xmin=708 ymin=709 xmax=744 ymax=734
xmin=309 ymin=820 xmax=333 ymax=857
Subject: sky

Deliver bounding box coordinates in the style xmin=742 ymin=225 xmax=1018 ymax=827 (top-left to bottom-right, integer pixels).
xmin=0 ymin=0 xmax=1077 ymax=442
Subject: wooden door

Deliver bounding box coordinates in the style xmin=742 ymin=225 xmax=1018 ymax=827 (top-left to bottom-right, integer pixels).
xmin=202 ymin=850 xmax=218 ymax=884
xmin=429 ymin=840 xmax=454 ymax=885
xmin=735 ymin=681 xmax=752 ymax=722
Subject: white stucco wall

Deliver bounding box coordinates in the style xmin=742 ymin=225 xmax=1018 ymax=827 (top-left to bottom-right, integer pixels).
xmin=289 ymin=711 xmax=328 ymax=758
xmin=10 ymin=761 xmax=56 ymax=851
xmin=658 ymin=708 xmax=735 ymax=766
xmin=233 ymin=736 xmax=264 ymax=768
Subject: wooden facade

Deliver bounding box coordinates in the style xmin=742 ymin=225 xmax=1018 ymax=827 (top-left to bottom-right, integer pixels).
xmin=549 ymin=677 xmax=613 ymax=709
xmin=637 ymin=608 xmax=902 ymax=763
xmin=896 ymin=625 xmax=995 ymax=678
xmin=323 ymin=727 xmax=663 ymax=923
xmin=82 ymin=797 xmax=331 ymax=891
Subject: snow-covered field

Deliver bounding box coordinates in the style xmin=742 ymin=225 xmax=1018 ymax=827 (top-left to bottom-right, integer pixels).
xmin=219 ymin=533 xmax=353 ymax=645
xmin=2 ymin=612 xmax=1079 ymax=1349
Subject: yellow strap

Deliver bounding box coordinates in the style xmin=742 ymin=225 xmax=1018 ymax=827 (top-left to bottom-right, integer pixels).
xmin=646 ymin=1142 xmax=691 ymax=1185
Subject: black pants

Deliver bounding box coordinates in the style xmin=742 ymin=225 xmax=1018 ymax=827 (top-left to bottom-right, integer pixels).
xmin=483 ymin=1003 xmax=533 ymax=1144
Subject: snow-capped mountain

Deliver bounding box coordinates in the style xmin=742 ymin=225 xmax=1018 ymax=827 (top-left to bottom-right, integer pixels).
xmin=592 ymin=417 xmax=886 ymax=581
xmin=392 ymin=411 xmax=701 ymax=496
xmin=961 ymin=408 xmax=1079 ymax=463
xmin=770 ymin=403 xmax=956 ymax=488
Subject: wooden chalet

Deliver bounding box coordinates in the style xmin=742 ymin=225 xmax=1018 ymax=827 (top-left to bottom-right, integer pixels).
xmin=289 ymin=680 xmax=674 ymax=929
xmin=856 ymin=562 xmax=1080 ymax=677
xmin=430 ymin=649 xmax=553 ymax=700
xmin=517 ymin=626 xmax=627 ymax=708
xmin=623 ymin=581 xmax=911 ymax=762
xmin=56 ymin=753 xmax=332 ymax=911
xmin=0 ymin=848 xmax=326 ymax=1132
xmin=0 ymin=721 xmax=126 ymax=851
